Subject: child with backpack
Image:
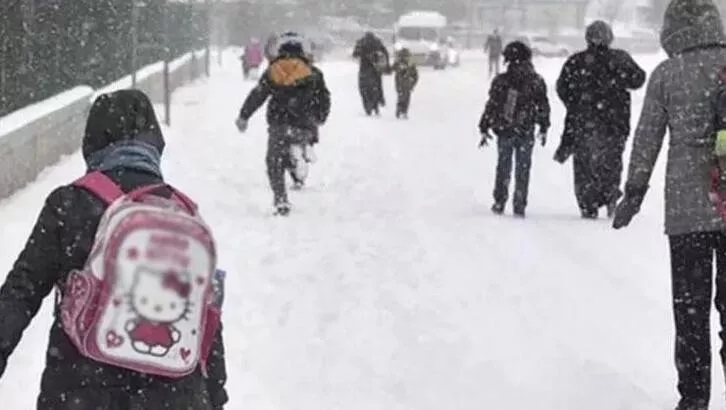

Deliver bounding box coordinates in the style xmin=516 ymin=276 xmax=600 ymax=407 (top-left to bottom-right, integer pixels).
xmin=0 ymin=89 xmax=228 ymax=409
xmin=235 ymin=32 xmax=331 ymax=215
xmin=392 ymin=48 xmax=419 ymax=119
xmin=478 ymin=41 xmax=550 ymax=218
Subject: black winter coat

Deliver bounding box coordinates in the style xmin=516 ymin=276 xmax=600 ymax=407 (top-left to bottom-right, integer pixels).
xmin=556 ymin=45 xmax=645 ymax=145
xmin=393 ymin=61 xmax=418 ymax=93
xmin=1 ymin=169 xmax=228 ymax=409
xmin=239 ymin=53 xmax=331 ymax=132
xmin=353 ymin=35 xmax=390 ymax=75
xmin=0 ymin=90 xmax=228 ymax=409
xmin=479 ymin=62 xmax=551 ymax=137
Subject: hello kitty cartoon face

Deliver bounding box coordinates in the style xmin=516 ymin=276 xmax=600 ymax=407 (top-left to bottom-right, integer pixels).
xmin=130 ymin=267 xmax=191 ymax=324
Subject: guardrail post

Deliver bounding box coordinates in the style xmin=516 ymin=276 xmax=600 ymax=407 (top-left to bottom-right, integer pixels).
xmin=163 ymin=57 xmax=170 ymax=126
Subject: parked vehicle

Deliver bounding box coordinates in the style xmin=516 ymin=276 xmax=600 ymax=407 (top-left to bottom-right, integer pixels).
xmin=517 ymin=33 xmax=570 ymax=57
xmin=393 ymin=11 xmax=449 ymax=69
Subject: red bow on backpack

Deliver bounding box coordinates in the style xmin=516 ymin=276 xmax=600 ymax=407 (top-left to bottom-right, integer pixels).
xmin=163 ymin=271 xmax=191 ymax=298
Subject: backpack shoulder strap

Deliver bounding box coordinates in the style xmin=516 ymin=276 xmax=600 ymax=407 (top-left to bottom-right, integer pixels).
xmin=126 ymin=183 xmax=199 ymax=215
xmin=73 ymin=171 xmax=124 ymax=205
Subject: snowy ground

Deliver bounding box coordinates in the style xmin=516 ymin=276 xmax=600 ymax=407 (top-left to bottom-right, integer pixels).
xmin=1 ymin=49 xmax=724 ymax=409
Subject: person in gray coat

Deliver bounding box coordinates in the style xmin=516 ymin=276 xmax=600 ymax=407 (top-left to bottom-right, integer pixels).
xmin=613 ymin=0 xmax=726 ymax=408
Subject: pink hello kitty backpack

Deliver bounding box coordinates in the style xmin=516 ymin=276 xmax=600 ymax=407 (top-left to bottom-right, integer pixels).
xmin=59 ymin=171 xmax=221 ymax=378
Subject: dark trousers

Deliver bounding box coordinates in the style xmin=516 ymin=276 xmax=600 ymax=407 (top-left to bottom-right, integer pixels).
xmin=267 ymin=126 xmax=314 ymax=205
xmin=493 ymin=134 xmax=534 ymax=211
xmin=396 ymin=89 xmax=412 ymax=116
xmin=669 ymin=232 xmax=726 ymax=408
xmin=359 ymin=69 xmax=384 ymax=114
xmin=573 ymin=134 xmax=625 ymax=212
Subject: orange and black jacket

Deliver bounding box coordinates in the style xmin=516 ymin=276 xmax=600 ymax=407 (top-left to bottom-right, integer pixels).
xmin=239 ymin=53 xmax=331 ymax=131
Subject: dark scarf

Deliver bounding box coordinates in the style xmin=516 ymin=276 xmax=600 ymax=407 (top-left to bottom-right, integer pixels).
xmin=85 ymin=139 xmax=162 ymax=178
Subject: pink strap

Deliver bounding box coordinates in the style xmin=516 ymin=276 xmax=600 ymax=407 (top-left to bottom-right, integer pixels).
xmin=74 ymin=172 xmax=124 ymax=205
xmin=75 ymin=172 xmax=197 ymax=213
xmin=171 ymin=190 xmax=198 ymax=213
xmin=128 ymin=184 xmax=198 ymax=215
xmin=126 ymin=183 xmax=167 ymax=200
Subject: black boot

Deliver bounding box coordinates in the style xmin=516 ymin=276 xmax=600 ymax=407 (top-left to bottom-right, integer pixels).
xmin=491 ymin=203 xmax=505 ymax=215
xmin=513 ymin=207 xmax=526 ymax=218
xmin=274 ymin=199 xmax=291 ymax=216
xmin=606 ymin=201 xmax=617 ymax=219
xmin=581 ymin=209 xmax=598 ymax=220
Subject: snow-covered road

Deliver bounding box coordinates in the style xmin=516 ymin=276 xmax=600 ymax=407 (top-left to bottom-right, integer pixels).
xmin=1 ymin=49 xmax=721 ymax=409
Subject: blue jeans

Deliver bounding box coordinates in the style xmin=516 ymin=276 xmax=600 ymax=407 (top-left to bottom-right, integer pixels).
xmin=493 ymin=133 xmax=534 ymax=211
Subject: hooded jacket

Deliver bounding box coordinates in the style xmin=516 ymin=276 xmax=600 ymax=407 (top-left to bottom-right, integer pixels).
xmin=393 ymin=53 xmax=418 ymax=93
xmin=238 ymin=52 xmax=331 ymax=131
xmin=479 ymin=60 xmax=551 ymax=137
xmin=353 ymin=33 xmax=389 ymax=73
xmin=556 ymin=21 xmax=645 ymax=143
xmin=624 ymin=0 xmax=726 ymax=235
xmin=0 ymin=90 xmax=228 ymax=409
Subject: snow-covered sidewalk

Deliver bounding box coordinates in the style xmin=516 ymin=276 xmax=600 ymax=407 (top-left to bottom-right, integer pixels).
xmin=1 ymin=50 xmax=721 ymax=409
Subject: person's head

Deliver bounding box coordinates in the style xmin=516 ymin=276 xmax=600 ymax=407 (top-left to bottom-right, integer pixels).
xmin=586 ymin=20 xmax=614 ymax=48
xmin=82 ymin=89 xmax=164 ymax=164
xmin=365 ymin=31 xmax=375 ymax=39
xmin=397 ymin=48 xmax=412 ymax=62
xmin=660 ymin=0 xmax=726 ymax=57
xmin=502 ymin=41 xmax=532 ymax=65
xmin=277 ymin=31 xmax=307 ymax=57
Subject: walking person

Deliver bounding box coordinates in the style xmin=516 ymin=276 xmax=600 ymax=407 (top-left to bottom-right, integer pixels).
xmin=353 ymin=32 xmax=390 ymax=116
xmin=484 ymin=29 xmax=503 ymax=77
xmin=479 ymin=41 xmax=550 ymax=217
xmin=613 ymin=1 xmax=726 ymax=408
xmin=555 ymin=20 xmax=645 ymax=219
xmin=235 ymin=32 xmax=331 ymax=215
xmin=392 ymin=48 xmax=419 ymax=119
xmin=0 ymin=90 xmax=228 ymax=409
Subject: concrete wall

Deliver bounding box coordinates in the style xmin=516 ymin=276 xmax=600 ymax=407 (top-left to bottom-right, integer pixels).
xmin=0 ymin=50 xmax=209 ymax=200
xmin=0 ymin=86 xmax=93 ymax=199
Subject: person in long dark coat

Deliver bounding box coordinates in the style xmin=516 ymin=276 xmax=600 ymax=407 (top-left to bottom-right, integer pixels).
xmin=0 ymin=89 xmax=228 ymax=409
xmin=554 ymin=20 xmax=646 ymax=219
xmin=353 ymin=32 xmax=390 ymax=116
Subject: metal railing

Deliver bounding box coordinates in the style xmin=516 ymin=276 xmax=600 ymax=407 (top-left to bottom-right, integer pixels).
xmin=0 ymin=0 xmax=211 ymax=118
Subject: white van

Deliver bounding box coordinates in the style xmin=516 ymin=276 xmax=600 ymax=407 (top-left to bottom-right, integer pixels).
xmin=393 ymin=11 xmax=448 ymax=69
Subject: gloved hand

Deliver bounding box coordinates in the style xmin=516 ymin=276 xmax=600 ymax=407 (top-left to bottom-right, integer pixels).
xmin=479 ymin=131 xmax=493 ymax=148
xmin=553 ymin=144 xmax=572 ymax=164
xmin=612 ymin=185 xmax=649 ymax=229
xmin=537 ymin=131 xmax=547 ymax=147
xmin=235 ymin=117 xmax=248 ymax=133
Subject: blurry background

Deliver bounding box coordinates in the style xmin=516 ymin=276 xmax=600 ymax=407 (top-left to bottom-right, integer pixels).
xmin=2 ymin=0 xmax=716 ymax=118
xmin=0 ymin=0 xmax=209 ymax=117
